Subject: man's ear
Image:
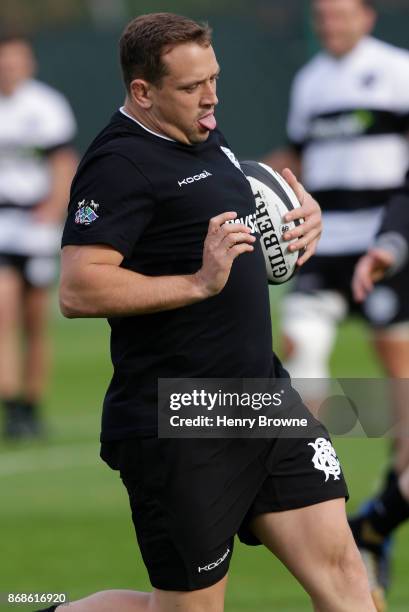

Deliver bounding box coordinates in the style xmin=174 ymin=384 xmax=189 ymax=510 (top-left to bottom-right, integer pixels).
xmin=130 ymin=79 xmax=153 ymax=109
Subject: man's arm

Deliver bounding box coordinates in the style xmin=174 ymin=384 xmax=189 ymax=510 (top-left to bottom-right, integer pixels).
xmin=352 ymin=175 xmax=409 ymax=302
xmin=60 ymin=212 xmax=256 ymax=318
xmin=262 ymin=147 xmax=301 ymax=177
xmin=33 ymin=147 xmax=79 ymax=223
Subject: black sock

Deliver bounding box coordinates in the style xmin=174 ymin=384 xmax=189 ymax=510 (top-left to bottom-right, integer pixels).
xmin=366 ymin=479 xmax=409 ymax=538
xmin=1 ymin=397 xmax=24 ymax=436
xmin=2 ymin=397 xmax=22 ymax=414
xmin=2 ymin=398 xmax=43 ymax=438
xmin=20 ymin=400 xmax=39 ymax=416
xmin=382 ymin=467 xmax=398 ymax=493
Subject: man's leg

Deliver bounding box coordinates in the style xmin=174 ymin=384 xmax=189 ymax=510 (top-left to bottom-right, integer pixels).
xmin=251 ymin=499 xmax=376 ymax=611
xmin=348 ymin=327 xmax=409 ymax=601
xmin=281 ymin=291 xmax=345 ymax=381
xmin=373 ymin=329 xmax=409 ymax=473
xmin=351 ymin=467 xmax=409 ymax=542
xmin=280 ymin=290 xmax=347 ymax=417
xmin=0 ymin=268 xmax=22 ymax=397
xmin=39 ymin=576 xmax=227 ymax=612
xmin=21 ymin=284 xmax=51 ymax=435
xmin=0 ymin=267 xmax=23 ymax=438
xmin=349 ymin=464 xmax=409 ymax=612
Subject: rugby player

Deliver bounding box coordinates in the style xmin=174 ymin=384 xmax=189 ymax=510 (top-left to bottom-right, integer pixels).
xmin=38 ymin=13 xmax=375 ymax=612
xmin=0 ymin=35 xmax=77 ymax=439
xmin=264 ymin=2 xmax=409 ymax=607
xmin=350 ymin=172 xmax=409 ymax=608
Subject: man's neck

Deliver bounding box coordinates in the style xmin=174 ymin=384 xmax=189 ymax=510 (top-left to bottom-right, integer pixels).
xmin=0 ymin=80 xmax=24 ymax=96
xmin=122 ymin=101 xmax=175 ymax=141
xmin=327 ymin=36 xmax=368 ymax=60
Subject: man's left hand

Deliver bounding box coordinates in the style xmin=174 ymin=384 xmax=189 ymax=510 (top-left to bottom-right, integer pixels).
xmin=280 ymin=168 xmax=322 ymax=266
xmin=352 ymin=248 xmax=395 ymax=302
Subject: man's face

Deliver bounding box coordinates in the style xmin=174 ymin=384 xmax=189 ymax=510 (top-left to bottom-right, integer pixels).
xmin=146 ymin=43 xmax=219 ymax=145
xmin=0 ymin=40 xmax=35 ymax=95
xmin=313 ymin=0 xmax=375 ymax=57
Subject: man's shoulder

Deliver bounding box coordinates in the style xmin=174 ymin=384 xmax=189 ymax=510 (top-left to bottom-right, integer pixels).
xmin=16 ymin=79 xmax=76 ymax=138
xmin=363 ymin=36 xmax=409 ymax=66
xmin=292 ymin=53 xmax=328 ymax=88
xmin=82 ymin=112 xmax=146 ymax=163
xmin=21 ymin=78 xmax=71 ymax=108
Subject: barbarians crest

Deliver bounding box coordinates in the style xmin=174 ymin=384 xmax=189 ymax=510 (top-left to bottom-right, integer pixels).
xmin=75 ymin=199 xmax=100 ymax=225
xmin=220 ymin=146 xmax=243 ymax=172
xmin=308 ymin=438 xmax=341 ymax=482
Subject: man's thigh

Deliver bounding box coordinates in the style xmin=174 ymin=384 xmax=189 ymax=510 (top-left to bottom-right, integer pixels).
xmin=101 ymin=437 xmax=270 ymax=592
xmin=250 ymin=498 xmax=357 ymax=591
xmin=0 ymin=253 xmax=57 ymax=289
xmin=152 ymin=576 xmax=227 ymax=612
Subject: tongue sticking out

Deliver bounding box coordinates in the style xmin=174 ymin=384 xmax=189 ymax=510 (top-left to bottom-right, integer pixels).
xmin=198 ymin=113 xmax=217 ymax=131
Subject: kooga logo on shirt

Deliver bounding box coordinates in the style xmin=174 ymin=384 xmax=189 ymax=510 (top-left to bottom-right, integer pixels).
xmin=178 ymin=170 xmax=212 ymax=187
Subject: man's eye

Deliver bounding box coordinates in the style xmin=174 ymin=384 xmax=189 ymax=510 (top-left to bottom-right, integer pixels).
xmin=185 ymin=84 xmax=198 ymax=92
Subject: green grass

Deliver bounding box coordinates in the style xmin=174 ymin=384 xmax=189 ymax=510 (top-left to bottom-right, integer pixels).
xmin=1 ymin=295 xmax=408 ymax=611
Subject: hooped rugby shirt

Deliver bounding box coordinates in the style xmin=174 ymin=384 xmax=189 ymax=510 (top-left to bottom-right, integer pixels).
xmin=0 ymin=78 xmax=76 ymax=209
xmin=62 ymin=110 xmax=276 ymax=439
xmin=287 ymin=36 xmax=409 ymax=255
xmin=0 ymin=78 xmax=76 ymax=256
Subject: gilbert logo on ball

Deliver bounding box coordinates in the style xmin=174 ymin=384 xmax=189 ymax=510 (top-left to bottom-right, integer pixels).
xmin=241 ymin=161 xmax=304 ymax=284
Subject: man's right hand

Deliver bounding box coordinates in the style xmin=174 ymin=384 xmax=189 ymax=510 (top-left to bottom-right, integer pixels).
xmin=352 ymin=248 xmax=395 ymax=302
xmin=194 ymin=211 xmax=256 ymax=298
xmin=60 ymin=213 xmax=256 ymax=319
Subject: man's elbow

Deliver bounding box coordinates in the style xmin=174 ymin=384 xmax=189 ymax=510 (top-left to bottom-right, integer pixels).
xmin=59 ymin=283 xmax=92 ymax=318
xmin=59 ymin=287 xmax=80 ymax=318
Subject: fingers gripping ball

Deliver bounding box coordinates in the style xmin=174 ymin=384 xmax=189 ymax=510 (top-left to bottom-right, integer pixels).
xmin=241 ymin=161 xmax=304 ymax=284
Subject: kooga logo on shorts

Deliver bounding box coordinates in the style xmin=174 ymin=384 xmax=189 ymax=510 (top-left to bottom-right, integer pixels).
xmin=178 ymin=170 xmax=212 ymax=187
xmin=198 ymin=547 xmax=230 ymax=573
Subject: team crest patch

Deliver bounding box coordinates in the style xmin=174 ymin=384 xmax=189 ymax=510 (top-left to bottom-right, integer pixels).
xmin=220 ymin=146 xmax=243 ymax=172
xmin=75 ymin=199 xmax=100 ymax=225
xmin=308 ymin=438 xmax=341 ymax=482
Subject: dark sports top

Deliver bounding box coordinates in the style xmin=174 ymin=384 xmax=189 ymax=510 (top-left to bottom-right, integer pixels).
xmin=379 ymin=168 xmax=409 ymax=243
xmin=62 ymin=110 xmax=276 ymax=439
xmin=374 ymin=168 xmax=409 ymax=274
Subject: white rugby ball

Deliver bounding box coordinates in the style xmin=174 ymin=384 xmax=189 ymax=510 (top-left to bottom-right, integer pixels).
xmin=241 ymin=161 xmax=304 ymax=284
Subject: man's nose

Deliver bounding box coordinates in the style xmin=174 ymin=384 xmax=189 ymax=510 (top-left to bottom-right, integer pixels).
xmin=201 ymin=82 xmax=218 ymax=106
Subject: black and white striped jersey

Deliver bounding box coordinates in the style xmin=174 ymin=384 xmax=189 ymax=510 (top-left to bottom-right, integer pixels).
xmin=0 ymin=78 xmax=76 ymax=208
xmin=288 ymin=36 xmax=409 ymax=255
xmin=0 ymin=78 xmax=76 ymax=256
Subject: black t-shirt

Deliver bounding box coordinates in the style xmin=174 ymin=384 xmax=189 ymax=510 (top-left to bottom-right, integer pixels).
xmin=62 ymin=110 xmax=276 ymax=440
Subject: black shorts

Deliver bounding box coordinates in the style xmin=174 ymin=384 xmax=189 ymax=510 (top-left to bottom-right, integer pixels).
xmin=101 ymin=411 xmax=348 ymax=591
xmin=293 ymin=254 xmax=409 ymax=328
xmin=0 ymin=253 xmax=57 ymax=288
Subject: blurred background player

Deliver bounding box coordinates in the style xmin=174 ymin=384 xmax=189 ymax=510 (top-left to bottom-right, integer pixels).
xmin=350 ymin=173 xmax=409 ymax=610
xmin=352 ymin=174 xmax=409 ymax=303
xmin=264 ymin=0 xmax=409 ymax=608
xmin=0 ymin=34 xmax=77 ymax=440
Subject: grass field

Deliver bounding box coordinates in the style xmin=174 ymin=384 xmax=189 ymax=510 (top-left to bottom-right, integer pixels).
xmin=1 ymin=292 xmax=408 ymax=611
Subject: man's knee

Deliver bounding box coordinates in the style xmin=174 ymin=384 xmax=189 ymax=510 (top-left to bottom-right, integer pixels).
xmin=281 ymin=291 xmax=346 ymax=379
xmin=324 ymin=535 xmax=370 ymax=598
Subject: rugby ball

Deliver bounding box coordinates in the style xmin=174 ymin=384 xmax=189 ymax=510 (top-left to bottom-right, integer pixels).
xmin=241 ymin=161 xmax=304 ymax=284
